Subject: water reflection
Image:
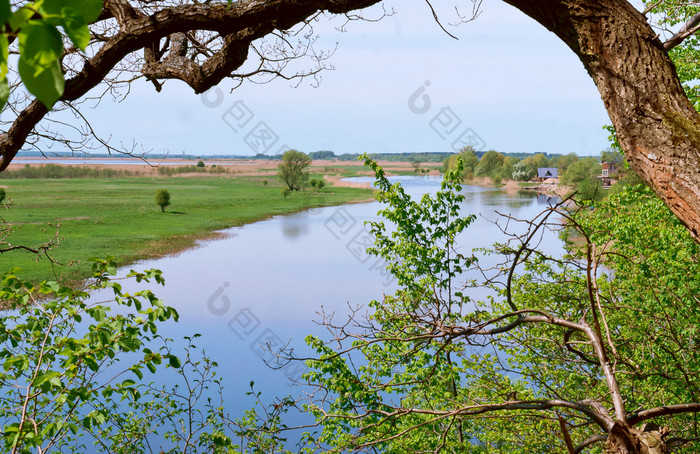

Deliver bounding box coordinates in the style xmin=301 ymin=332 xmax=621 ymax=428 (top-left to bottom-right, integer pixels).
xmin=536 ymin=192 xmax=559 ymax=205
xmin=280 ymin=211 xmax=310 ymax=240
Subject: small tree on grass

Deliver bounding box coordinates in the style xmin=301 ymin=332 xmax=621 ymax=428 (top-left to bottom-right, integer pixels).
xmin=0 ymin=188 xmax=5 ymax=205
xmin=155 ymin=189 xmax=171 ymax=212
xmin=277 ymin=149 xmax=311 ymax=191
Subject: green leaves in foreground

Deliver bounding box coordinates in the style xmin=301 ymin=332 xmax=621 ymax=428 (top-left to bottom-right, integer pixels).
xmin=0 ymin=258 xmax=180 ymax=452
xmin=0 ymin=0 xmax=103 ymax=108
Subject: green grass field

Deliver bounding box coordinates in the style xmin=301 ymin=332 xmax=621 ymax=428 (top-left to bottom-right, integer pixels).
xmin=0 ymin=176 xmax=373 ymax=282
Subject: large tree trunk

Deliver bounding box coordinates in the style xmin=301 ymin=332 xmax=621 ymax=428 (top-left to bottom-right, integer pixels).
xmin=605 ymin=422 xmax=670 ymax=454
xmin=502 ymin=0 xmax=700 ymax=241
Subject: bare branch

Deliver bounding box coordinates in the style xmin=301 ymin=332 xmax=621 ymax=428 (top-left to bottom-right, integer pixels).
xmin=663 ymin=11 xmax=700 ymax=50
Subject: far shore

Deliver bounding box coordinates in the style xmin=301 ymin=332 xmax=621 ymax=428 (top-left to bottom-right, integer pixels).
xmin=7 ymin=156 xmax=443 ymax=189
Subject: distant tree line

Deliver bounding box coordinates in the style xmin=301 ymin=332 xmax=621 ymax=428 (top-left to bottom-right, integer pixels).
xmin=442 ymin=146 xmax=640 ymax=200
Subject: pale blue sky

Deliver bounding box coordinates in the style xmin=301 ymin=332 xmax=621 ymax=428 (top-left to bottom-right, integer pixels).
xmin=72 ymin=0 xmax=616 ymax=157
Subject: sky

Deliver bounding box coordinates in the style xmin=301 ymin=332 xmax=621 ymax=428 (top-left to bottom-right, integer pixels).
xmin=51 ymin=0 xmax=618 ymax=158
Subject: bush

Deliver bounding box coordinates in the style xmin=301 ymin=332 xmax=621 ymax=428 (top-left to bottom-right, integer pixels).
xmin=281 ymin=188 xmax=291 ymax=199
xmin=0 ymin=188 xmax=5 ymax=204
xmin=196 ymin=160 xmax=205 ymax=168
xmin=575 ymin=178 xmax=604 ymax=201
xmin=262 ymin=179 xmax=268 ymax=186
xmin=0 ymin=261 xmax=237 ymax=452
xmin=317 ymin=179 xmax=326 ymax=190
xmin=155 ymin=189 xmax=171 ymax=212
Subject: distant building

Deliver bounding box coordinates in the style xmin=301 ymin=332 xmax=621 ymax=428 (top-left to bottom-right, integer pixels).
xmin=601 ymin=162 xmax=619 ymax=178
xmin=600 ymin=162 xmax=620 ymax=186
xmin=537 ymin=167 xmax=559 ymax=182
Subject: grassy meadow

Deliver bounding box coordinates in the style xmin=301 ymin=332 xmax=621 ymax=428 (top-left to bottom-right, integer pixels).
xmin=0 ymin=176 xmax=373 ymax=283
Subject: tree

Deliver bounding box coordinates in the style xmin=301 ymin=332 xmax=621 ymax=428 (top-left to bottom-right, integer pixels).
xmin=511 ymin=160 xmax=535 ymax=181
xmin=410 ymin=158 xmax=421 ymax=174
xmin=561 ymin=157 xmax=601 ymax=187
xmin=294 ymin=159 xmax=700 ymax=453
xmin=601 ymin=148 xmax=625 ymax=166
xmin=443 ymin=146 xmax=479 ymax=179
xmin=277 ymin=149 xmax=311 ymax=191
xmin=550 ymin=152 xmax=579 ymax=174
xmin=0 ymin=187 xmax=5 ymax=205
xmin=522 ymin=152 xmax=549 ymax=173
xmin=154 ymin=188 xmax=170 ymax=212
xmin=475 ymin=150 xmax=504 ymax=177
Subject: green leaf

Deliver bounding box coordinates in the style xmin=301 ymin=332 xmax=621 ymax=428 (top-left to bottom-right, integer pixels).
xmin=167 ymin=354 xmax=181 ymax=369
xmin=0 ymin=78 xmax=8 ymax=110
xmin=0 ymin=0 xmax=10 ymax=25
xmin=0 ymin=34 xmax=7 ymax=80
xmin=18 ymin=22 xmax=64 ymax=68
xmin=42 ymin=0 xmax=103 ymax=23
xmin=18 ymin=58 xmax=64 ymax=107
xmin=8 ymin=7 xmax=33 ymax=31
xmin=59 ymin=7 xmax=90 ymax=50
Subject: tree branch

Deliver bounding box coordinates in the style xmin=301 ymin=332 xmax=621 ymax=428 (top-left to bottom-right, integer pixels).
xmin=628 ymin=403 xmax=700 ymax=425
xmin=663 ymin=11 xmax=700 ymax=50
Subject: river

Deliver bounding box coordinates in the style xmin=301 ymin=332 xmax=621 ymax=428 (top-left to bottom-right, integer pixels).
xmin=89 ymin=175 xmax=562 ymax=447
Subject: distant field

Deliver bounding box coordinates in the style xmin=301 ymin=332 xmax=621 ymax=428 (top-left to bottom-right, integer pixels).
xmin=0 ymin=176 xmax=373 ymax=283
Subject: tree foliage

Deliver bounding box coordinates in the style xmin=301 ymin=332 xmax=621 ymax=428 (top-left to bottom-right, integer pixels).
xmin=561 ymin=157 xmax=601 ymax=187
xmin=511 ymin=161 xmax=535 ymax=181
xmin=154 ymin=188 xmax=170 ymax=212
xmin=277 ymin=149 xmax=311 ymax=191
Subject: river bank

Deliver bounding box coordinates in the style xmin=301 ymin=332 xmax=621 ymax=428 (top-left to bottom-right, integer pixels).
xmin=0 ymin=176 xmax=374 ymax=283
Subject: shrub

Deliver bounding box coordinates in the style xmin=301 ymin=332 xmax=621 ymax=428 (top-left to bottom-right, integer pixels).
xmin=196 ymin=160 xmax=205 ymax=168
xmin=0 ymin=188 xmax=5 ymax=205
xmin=317 ymin=179 xmax=326 ymax=190
xmin=0 ymin=164 xmax=133 ymax=179
xmin=0 ymin=260 xmax=238 ymax=452
xmin=155 ymin=189 xmax=171 ymax=212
